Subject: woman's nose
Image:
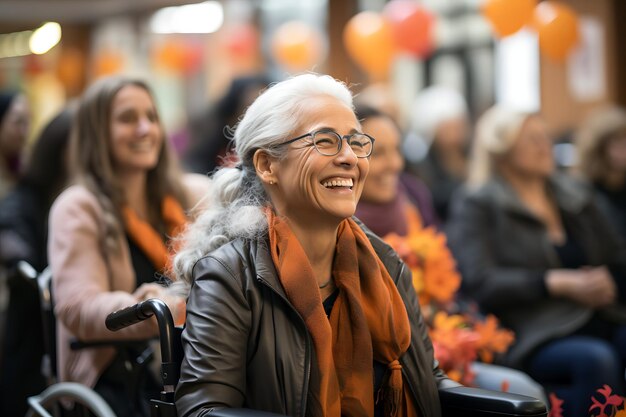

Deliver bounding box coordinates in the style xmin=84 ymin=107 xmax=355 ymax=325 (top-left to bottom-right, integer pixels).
xmin=137 ymin=117 xmax=151 ymax=135
xmin=335 ymin=139 xmax=359 ymax=165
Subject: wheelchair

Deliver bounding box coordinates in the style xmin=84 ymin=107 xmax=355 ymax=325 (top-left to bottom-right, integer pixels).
xmin=106 ymin=298 xmax=549 ymax=417
xmin=17 ymin=261 xmax=116 ymax=417
xmin=22 ymin=257 xmax=547 ymax=417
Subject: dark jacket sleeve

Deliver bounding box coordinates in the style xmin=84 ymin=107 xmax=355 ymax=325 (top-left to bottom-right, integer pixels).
xmin=446 ymin=192 xmax=548 ymax=313
xmin=175 ymin=255 xmax=251 ymax=417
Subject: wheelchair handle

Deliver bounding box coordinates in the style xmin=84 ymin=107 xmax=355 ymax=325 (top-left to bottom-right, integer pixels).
xmin=105 ymin=298 xmax=179 ymax=389
xmin=106 ymin=300 xmax=160 ymax=332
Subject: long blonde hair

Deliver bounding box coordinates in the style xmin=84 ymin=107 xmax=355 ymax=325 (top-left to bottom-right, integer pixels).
xmin=69 ymin=76 xmax=187 ymax=250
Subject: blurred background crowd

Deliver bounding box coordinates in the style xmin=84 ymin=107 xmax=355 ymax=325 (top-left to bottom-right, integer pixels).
xmin=0 ymin=0 xmax=625 ymax=416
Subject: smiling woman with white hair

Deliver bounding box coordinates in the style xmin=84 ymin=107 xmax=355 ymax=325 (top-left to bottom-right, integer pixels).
xmin=447 ymin=104 xmax=626 ymax=417
xmin=404 ymin=85 xmax=470 ymax=222
xmin=173 ymin=73 xmax=455 ymax=417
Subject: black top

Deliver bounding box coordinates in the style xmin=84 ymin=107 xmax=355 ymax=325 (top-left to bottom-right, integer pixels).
xmin=126 ymin=235 xmax=159 ymax=288
xmin=93 ymin=235 xmax=162 ymax=417
xmin=553 ymin=215 xmax=588 ymax=269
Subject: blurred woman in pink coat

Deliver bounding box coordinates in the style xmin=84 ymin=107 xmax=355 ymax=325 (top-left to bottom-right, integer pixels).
xmin=48 ymin=76 xmax=211 ymax=417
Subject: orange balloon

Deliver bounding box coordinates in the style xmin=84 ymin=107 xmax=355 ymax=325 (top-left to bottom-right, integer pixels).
xmin=93 ymin=49 xmax=124 ymax=78
xmin=271 ymin=21 xmax=324 ymax=72
xmin=343 ymin=11 xmax=396 ymax=80
xmin=55 ymin=47 xmax=86 ymax=95
xmin=153 ymin=39 xmax=187 ymax=73
xmin=532 ymin=2 xmax=579 ymax=61
xmin=482 ymin=0 xmax=537 ymax=37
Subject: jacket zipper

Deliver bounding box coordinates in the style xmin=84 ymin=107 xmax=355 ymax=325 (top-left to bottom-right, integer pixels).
xmin=256 ymin=276 xmax=311 ymax=417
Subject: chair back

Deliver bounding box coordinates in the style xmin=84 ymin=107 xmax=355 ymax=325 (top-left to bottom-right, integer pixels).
xmin=17 ymin=262 xmax=57 ymax=385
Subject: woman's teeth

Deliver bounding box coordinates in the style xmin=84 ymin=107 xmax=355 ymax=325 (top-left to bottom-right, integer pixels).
xmin=322 ymin=178 xmax=353 ymax=188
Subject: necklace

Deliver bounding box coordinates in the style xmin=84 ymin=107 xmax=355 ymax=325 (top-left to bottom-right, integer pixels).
xmin=318 ymin=277 xmax=333 ymax=289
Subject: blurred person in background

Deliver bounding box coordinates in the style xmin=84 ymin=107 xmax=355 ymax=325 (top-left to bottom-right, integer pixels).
xmin=575 ymin=105 xmax=626 ymax=243
xmin=353 ymin=105 xmax=546 ymax=404
xmin=354 ymin=86 xmax=438 ymax=228
xmin=0 ymin=106 xmax=75 ymax=417
xmin=404 ymin=86 xmax=470 ymax=223
xmin=184 ymin=74 xmax=270 ymax=174
xmin=0 ymin=91 xmax=30 ymax=199
xmin=48 ymin=76 xmax=211 ymax=417
xmin=446 ymin=105 xmax=626 ymax=417
xmin=0 ymin=89 xmax=30 ymax=413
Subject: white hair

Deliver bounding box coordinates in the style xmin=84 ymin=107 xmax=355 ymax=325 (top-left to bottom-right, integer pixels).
xmin=172 ymin=73 xmax=354 ymax=288
xmin=467 ymin=105 xmax=532 ymax=188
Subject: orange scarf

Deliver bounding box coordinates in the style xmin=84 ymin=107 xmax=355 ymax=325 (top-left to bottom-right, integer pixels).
xmin=266 ymin=210 xmax=420 ymax=417
xmin=122 ymin=196 xmax=187 ymax=273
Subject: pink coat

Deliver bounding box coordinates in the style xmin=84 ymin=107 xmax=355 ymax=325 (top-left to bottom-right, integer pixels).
xmin=48 ymin=173 xmax=211 ymax=388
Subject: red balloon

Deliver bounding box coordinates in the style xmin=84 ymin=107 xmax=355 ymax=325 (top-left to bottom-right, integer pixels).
xmin=383 ymin=0 xmax=435 ymax=58
xmin=181 ymin=41 xmax=204 ymax=75
xmin=223 ymin=24 xmax=259 ymax=59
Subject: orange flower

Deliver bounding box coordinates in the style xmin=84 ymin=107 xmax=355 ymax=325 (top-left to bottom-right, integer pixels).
xmin=385 ymin=227 xmax=460 ymax=304
xmin=473 ymin=314 xmax=515 ymax=363
xmin=384 ymin=225 xmax=515 ymax=385
xmin=432 ymin=311 xmax=465 ymax=331
xmin=428 ymin=312 xmax=480 ymax=384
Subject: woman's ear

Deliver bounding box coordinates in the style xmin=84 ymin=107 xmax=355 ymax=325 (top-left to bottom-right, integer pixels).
xmin=253 ymin=149 xmax=278 ymax=186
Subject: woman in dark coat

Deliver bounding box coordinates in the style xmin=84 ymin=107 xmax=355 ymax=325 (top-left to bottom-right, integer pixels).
xmin=447 ymin=105 xmax=626 ymax=417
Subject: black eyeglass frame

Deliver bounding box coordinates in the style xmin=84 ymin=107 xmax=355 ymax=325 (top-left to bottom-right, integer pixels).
xmin=276 ymin=129 xmax=375 ymax=158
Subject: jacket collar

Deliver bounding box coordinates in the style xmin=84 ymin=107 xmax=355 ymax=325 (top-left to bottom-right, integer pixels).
xmin=486 ymin=173 xmax=590 ymax=219
xmin=252 ymin=233 xmax=288 ymax=297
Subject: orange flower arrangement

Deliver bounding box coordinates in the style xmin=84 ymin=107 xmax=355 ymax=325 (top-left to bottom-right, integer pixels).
xmin=383 ymin=223 xmax=514 ymax=385
xmin=384 ymin=227 xmax=460 ymax=306
xmin=549 ymin=384 xmax=626 ymax=417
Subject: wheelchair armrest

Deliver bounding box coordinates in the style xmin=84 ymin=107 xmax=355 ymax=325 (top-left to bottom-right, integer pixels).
xmin=439 ymin=386 xmax=547 ymax=417
xmin=209 ymin=409 xmax=288 ymax=417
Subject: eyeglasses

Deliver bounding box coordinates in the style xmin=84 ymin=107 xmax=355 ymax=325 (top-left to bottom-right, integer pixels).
xmin=278 ymin=129 xmax=375 ymax=158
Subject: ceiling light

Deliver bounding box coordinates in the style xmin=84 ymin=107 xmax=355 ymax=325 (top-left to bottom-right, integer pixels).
xmin=150 ymin=1 xmax=224 ymax=34
xmin=29 ymin=22 xmax=62 ymax=55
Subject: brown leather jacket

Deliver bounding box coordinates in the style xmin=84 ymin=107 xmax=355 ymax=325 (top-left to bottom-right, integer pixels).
xmin=175 ymin=221 xmax=452 ymax=417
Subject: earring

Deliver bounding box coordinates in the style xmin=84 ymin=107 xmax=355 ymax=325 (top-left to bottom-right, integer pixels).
xmin=269 ymin=180 xmax=274 ymax=185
